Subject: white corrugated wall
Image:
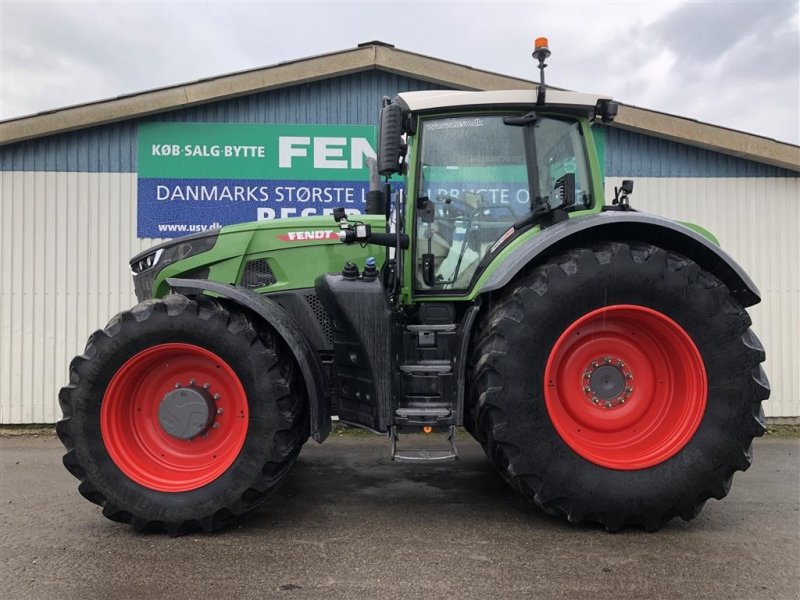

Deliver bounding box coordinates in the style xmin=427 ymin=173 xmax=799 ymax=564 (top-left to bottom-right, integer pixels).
xmin=0 ymin=171 xmax=798 ymax=422
xmin=0 ymin=172 xmax=162 ymax=423
xmin=605 ymin=176 xmax=799 ymax=419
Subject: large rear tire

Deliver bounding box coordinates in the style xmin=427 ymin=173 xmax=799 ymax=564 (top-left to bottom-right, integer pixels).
xmin=467 ymin=241 xmax=768 ymax=531
xmin=57 ymin=294 xmax=308 ymax=534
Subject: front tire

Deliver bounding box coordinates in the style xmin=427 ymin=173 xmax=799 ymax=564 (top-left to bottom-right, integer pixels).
xmin=467 ymin=241 xmax=768 ymax=531
xmin=57 ymin=294 xmax=308 ymax=534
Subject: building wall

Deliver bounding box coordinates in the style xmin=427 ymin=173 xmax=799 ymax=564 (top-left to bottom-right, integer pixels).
xmin=0 ymin=74 xmax=797 ymax=422
xmin=1 ymin=171 xmax=140 ymax=422
xmin=603 ymin=127 xmax=799 ymax=419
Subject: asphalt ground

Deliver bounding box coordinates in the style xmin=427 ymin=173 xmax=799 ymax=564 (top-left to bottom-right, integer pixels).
xmin=1 ymin=432 xmax=798 ymax=600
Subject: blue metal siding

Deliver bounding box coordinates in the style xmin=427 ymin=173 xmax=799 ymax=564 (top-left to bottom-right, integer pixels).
xmin=603 ymin=126 xmax=798 ymax=178
xmin=2 ymin=121 xmax=139 ymax=173
xmin=156 ymin=70 xmax=443 ymax=125
xmin=0 ymin=70 xmax=447 ymax=173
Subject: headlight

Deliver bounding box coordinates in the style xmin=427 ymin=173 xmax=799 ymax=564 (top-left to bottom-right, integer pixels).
xmin=130 ymin=230 xmax=219 ymax=275
xmin=131 ymin=248 xmax=164 ymax=275
xmin=129 ymin=230 xmax=219 ymax=301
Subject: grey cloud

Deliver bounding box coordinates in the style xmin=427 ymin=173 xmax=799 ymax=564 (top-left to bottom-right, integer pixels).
xmin=1 ymin=1 xmax=797 ymax=143
xmin=648 ymin=1 xmax=796 ymax=62
xmin=1 ymin=2 xmax=253 ymax=116
xmin=592 ymin=1 xmax=799 ymax=142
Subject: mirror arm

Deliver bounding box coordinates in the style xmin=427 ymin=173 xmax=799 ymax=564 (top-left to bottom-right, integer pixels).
xmin=513 ymin=197 xmax=551 ymax=230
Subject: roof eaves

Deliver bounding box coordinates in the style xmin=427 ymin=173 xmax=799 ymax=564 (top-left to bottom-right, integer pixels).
xmin=0 ymin=45 xmax=378 ymax=146
xmin=373 ymin=45 xmax=537 ymax=91
xmin=614 ymin=104 xmax=800 ymax=172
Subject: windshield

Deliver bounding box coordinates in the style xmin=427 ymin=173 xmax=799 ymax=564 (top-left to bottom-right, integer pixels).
xmin=415 ymin=114 xmax=592 ymax=291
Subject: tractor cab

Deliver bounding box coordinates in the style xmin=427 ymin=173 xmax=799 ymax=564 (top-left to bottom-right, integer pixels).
xmin=401 ymin=92 xmax=603 ymax=292
xmin=333 ymin=85 xmax=619 ymax=300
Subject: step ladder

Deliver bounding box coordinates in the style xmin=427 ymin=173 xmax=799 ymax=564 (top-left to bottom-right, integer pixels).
xmin=389 ymin=425 xmax=459 ymax=463
xmin=396 ymin=362 xmax=454 ymax=428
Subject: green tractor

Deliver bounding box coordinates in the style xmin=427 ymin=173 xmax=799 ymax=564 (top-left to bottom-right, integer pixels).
xmin=58 ymin=41 xmax=768 ymax=534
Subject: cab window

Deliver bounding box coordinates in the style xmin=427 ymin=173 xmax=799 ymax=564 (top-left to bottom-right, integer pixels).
xmin=414 ymin=115 xmax=591 ymax=291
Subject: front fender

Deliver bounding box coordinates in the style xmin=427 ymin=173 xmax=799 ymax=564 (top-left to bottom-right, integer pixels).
xmin=480 ymin=211 xmax=760 ymax=307
xmin=166 ymin=278 xmax=330 ymax=443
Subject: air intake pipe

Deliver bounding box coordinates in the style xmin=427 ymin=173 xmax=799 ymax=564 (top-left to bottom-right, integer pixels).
xmin=365 ymin=156 xmax=385 ymax=215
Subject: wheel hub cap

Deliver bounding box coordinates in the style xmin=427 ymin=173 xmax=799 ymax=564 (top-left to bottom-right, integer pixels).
xmin=158 ymin=385 xmax=216 ymax=440
xmin=583 ymin=356 xmax=633 ymax=409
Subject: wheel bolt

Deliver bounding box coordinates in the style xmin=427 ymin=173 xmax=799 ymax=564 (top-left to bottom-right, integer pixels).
xmin=626 ymin=373 xmax=633 ymax=380
xmin=212 ymin=423 xmax=220 ymax=429
xmin=625 ymin=387 xmax=633 ymax=393
xmin=203 ymin=382 xmax=210 ymax=390
xmin=583 ymin=386 xmax=591 ymax=393
xmin=604 ymin=400 xmax=612 ymax=408
xmin=591 ymin=396 xmax=599 ymax=404
xmin=213 ymin=393 xmax=220 ymax=401
xmin=189 ymin=379 xmax=196 ymax=386
xmin=617 ymin=361 xmax=625 ymax=368
xmin=604 ymin=357 xmax=611 ymax=364
xmin=175 ymin=383 xmax=181 ymax=389
xmin=216 ymin=408 xmax=224 ymax=415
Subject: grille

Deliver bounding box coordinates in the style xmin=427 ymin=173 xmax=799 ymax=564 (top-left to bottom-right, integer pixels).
xmin=305 ymin=294 xmax=333 ymax=347
xmin=132 ymin=272 xmax=154 ymax=302
xmin=241 ymin=259 xmax=276 ymax=289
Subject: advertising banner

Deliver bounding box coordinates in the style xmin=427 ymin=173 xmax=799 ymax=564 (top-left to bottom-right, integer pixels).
xmin=137 ymin=122 xmax=378 ymax=238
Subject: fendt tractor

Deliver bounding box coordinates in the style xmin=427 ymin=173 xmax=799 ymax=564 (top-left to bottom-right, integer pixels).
xmin=58 ymin=40 xmax=769 ymax=534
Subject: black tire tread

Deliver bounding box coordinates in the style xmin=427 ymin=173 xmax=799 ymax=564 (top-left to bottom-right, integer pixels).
xmin=467 ymin=241 xmax=769 ymax=532
xmin=57 ymin=294 xmax=307 ymax=534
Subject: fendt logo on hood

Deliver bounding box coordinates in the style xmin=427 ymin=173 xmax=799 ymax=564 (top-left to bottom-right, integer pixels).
xmin=277 ymin=230 xmax=339 ymax=242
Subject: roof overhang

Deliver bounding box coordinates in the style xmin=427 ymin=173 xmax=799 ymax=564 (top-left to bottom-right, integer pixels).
xmin=1 ymin=42 xmax=797 ymax=172
xmin=613 ymin=104 xmax=799 ymax=172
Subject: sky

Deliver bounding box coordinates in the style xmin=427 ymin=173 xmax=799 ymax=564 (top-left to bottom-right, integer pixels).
xmin=1 ymin=1 xmax=798 ymax=145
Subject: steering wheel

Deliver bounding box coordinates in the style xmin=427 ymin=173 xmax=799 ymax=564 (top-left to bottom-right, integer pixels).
xmin=435 ymin=193 xmax=459 ymax=205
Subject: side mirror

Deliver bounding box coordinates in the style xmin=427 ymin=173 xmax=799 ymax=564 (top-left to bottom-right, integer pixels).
xmin=596 ymin=99 xmax=619 ymax=124
xmin=377 ymin=100 xmax=405 ymax=177
xmin=552 ymin=172 xmax=576 ymax=209
xmin=612 ymin=179 xmax=634 ymax=206
xmin=620 ymin=179 xmax=633 ymax=194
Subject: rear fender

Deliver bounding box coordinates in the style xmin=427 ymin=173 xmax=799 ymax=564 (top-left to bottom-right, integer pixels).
xmin=480 ymin=211 xmax=760 ymax=307
xmin=166 ymin=278 xmax=330 ymax=442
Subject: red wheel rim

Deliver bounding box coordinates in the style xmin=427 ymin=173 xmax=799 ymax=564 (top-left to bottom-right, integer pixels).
xmin=544 ymin=305 xmax=706 ymax=470
xmin=100 ymin=343 xmax=249 ymax=492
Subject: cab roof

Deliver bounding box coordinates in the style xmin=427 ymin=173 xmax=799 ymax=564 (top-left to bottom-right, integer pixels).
xmin=396 ymin=89 xmax=611 ymax=113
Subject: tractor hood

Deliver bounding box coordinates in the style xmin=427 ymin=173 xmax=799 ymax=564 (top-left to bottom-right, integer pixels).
xmin=130 ymin=215 xmax=387 ymax=301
